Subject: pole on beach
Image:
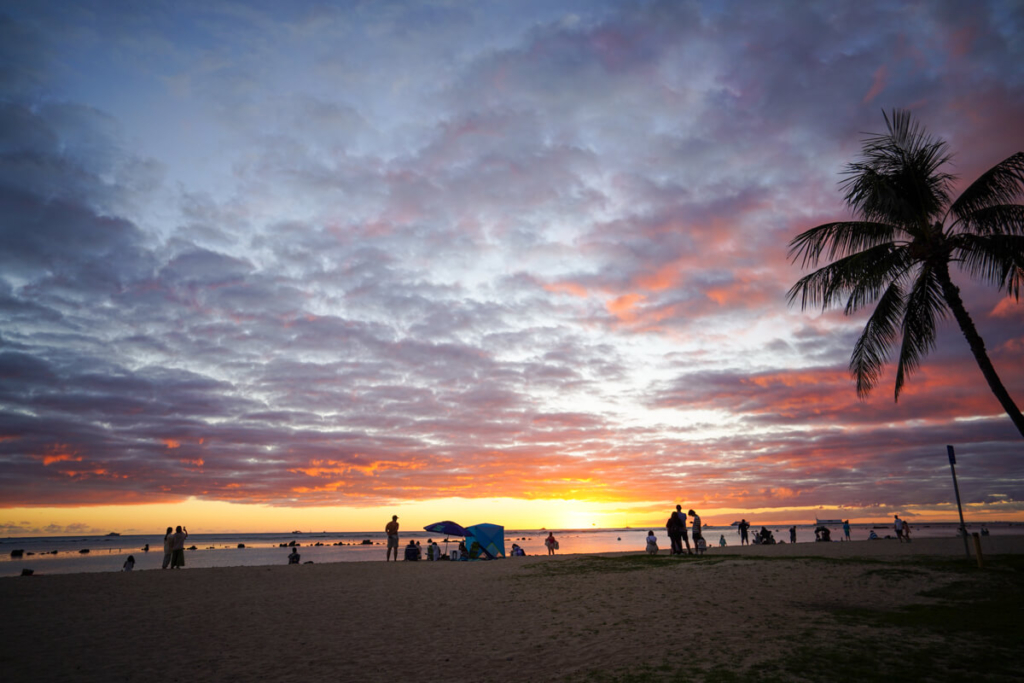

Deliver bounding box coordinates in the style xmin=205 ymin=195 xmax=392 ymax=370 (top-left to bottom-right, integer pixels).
xmin=946 ymin=445 xmax=971 ymax=560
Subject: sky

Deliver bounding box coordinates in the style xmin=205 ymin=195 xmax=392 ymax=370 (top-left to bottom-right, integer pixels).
xmin=1 ymin=0 xmax=1023 ymax=536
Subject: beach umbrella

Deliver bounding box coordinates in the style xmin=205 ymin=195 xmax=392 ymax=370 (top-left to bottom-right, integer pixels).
xmin=423 ymin=520 xmax=467 ymax=556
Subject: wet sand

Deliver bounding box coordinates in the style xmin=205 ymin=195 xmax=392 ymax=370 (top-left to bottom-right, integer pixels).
xmin=1 ymin=535 xmax=1020 ymax=682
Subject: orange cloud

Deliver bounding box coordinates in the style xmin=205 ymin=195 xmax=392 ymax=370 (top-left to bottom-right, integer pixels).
xmin=163 ymin=439 xmax=181 ymax=449
xmin=544 ymin=281 xmax=589 ymax=298
xmin=863 ymin=65 xmax=888 ymax=103
xmin=990 ymin=296 xmax=1021 ymax=319
xmin=606 ymin=293 xmax=645 ymax=322
xmin=33 ymin=444 xmax=83 ymax=466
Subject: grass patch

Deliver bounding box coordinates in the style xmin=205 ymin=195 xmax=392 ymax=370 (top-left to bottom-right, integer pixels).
xmin=562 ymin=555 xmax=1024 ymax=682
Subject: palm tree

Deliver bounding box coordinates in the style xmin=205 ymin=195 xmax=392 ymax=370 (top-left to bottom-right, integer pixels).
xmin=788 ymin=109 xmax=1024 ymax=438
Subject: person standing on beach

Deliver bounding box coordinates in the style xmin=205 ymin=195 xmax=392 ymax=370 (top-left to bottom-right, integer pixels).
xmin=688 ymin=510 xmax=702 ymax=552
xmin=545 ymin=532 xmax=558 ymax=555
xmin=843 ymin=520 xmax=851 ymax=541
xmin=666 ymin=505 xmax=686 ymax=555
xmin=894 ymin=515 xmax=904 ymax=543
xmin=902 ymin=520 xmax=912 ymax=542
xmin=789 ymin=526 xmax=797 ymax=544
xmin=170 ymin=525 xmax=188 ymax=569
xmin=385 ymin=515 xmax=400 ymax=561
xmin=161 ymin=527 xmax=173 ymax=569
xmin=738 ymin=519 xmax=750 ymax=546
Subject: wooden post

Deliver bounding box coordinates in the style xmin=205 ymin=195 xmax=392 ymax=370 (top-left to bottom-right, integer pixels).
xmin=972 ymin=532 xmax=984 ymax=569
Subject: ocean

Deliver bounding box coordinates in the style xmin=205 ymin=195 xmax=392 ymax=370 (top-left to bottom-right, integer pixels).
xmin=2 ymin=522 xmax=1018 ymax=577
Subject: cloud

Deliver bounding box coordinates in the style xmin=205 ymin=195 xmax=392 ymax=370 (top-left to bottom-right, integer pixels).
xmin=0 ymin=1 xmax=1021 ymax=520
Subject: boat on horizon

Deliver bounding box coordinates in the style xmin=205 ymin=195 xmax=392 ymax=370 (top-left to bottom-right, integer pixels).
xmin=814 ymin=518 xmax=844 ymax=525
xmin=105 ymin=532 xmax=120 ymax=537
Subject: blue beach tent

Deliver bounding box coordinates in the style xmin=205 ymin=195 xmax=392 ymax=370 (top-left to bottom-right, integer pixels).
xmin=423 ymin=520 xmax=505 ymax=559
xmin=463 ymin=523 xmax=505 ymax=559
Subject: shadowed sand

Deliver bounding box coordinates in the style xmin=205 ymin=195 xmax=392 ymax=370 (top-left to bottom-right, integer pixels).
xmin=1 ymin=536 xmax=1020 ymax=682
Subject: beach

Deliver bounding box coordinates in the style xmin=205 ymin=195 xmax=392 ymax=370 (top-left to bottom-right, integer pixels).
xmin=2 ymin=535 xmax=1022 ymax=682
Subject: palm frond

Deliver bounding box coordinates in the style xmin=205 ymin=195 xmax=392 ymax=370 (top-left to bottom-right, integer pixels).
xmin=850 ymin=281 xmax=904 ymax=397
xmin=841 ymin=109 xmax=954 ymax=226
xmin=787 ymin=243 xmax=906 ymax=312
xmin=949 ymin=152 xmax=1024 ymax=223
xmin=953 ymin=233 xmax=1024 ymax=299
xmin=952 ymin=203 xmax=1024 ymax=237
xmin=787 ymin=220 xmax=899 ymax=267
xmin=893 ymin=268 xmax=947 ymax=400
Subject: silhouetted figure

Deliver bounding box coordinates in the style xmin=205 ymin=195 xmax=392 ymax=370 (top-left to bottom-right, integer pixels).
xmin=162 ymin=527 xmax=173 ymax=569
xmin=288 ymin=548 xmax=300 ymax=564
xmin=170 ymin=526 xmax=188 ymax=568
xmin=386 ymin=515 xmax=400 ymax=561
xmin=738 ymin=519 xmax=750 ymax=545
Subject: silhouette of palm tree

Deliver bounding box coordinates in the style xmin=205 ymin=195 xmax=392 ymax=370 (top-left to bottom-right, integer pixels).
xmin=788 ymin=109 xmax=1024 ymax=437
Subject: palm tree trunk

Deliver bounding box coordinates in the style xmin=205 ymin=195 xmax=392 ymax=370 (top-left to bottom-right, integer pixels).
xmin=937 ymin=266 xmax=1024 ymax=438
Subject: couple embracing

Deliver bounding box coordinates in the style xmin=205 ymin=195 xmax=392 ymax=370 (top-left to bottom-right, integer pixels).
xmin=666 ymin=505 xmax=701 ymax=555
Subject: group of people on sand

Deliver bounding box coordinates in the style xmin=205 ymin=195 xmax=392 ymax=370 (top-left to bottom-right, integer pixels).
xmin=646 ymin=505 xmax=705 ymax=555
xmin=161 ymin=525 xmax=188 ymax=569
xmin=384 ymin=514 xmax=562 ymax=561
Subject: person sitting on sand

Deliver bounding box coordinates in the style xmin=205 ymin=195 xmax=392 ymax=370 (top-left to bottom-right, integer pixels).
xmin=646 ymin=531 xmax=658 ymax=555
xmin=122 ymin=555 xmax=135 ymax=572
xmin=404 ymin=540 xmax=419 ymax=561
xmin=981 ymin=525 xmax=990 ymax=536
xmin=868 ymin=530 xmax=879 ymax=540
xmin=288 ymin=548 xmax=300 ymax=564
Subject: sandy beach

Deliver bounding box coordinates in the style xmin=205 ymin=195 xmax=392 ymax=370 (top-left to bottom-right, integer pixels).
xmin=2 ymin=536 xmax=1021 ymax=682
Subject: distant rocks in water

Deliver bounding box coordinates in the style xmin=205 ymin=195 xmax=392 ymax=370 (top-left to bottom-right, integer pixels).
xmin=49 ymin=550 xmax=58 ymax=555
xmin=26 ymin=551 xmax=35 ymax=556
xmin=79 ymin=549 xmax=90 ymax=554
xmin=333 ymin=542 xmax=345 ymax=546
xmin=360 ymin=539 xmax=373 ymax=545
xmin=314 ymin=542 xmax=323 ymax=546
xmin=10 ymin=549 xmax=24 ymax=558
xmin=187 ymin=545 xmax=197 ymax=551
xmin=21 ymin=568 xmax=34 ymax=576
xmin=237 ymin=544 xmax=246 ymax=549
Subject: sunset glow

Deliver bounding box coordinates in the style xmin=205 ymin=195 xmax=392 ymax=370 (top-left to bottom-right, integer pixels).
xmin=1 ymin=1 xmax=1022 ymax=537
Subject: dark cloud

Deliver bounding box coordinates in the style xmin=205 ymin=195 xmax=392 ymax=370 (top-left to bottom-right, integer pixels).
xmin=0 ymin=1 xmax=1021 ymax=519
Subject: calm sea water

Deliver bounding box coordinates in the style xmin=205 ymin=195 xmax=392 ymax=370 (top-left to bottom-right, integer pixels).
xmin=1 ymin=522 xmax=1018 ymax=577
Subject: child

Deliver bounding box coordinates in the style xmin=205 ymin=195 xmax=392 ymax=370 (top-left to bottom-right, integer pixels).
xmin=696 ymin=537 xmax=707 ymax=555
xmin=719 ymin=534 xmax=727 ymax=547
xmin=122 ymin=555 xmax=135 ymax=572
